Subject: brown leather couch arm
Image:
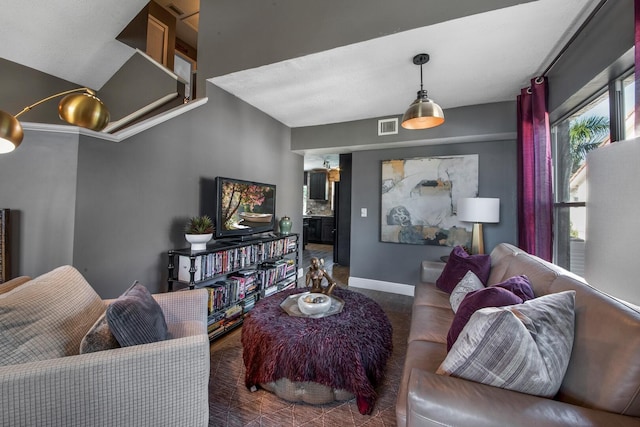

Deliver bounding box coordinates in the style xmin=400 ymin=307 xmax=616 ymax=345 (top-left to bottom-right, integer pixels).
xmin=421 ymin=261 xmax=445 ymax=283
xmin=407 ymin=369 xmax=640 ymax=427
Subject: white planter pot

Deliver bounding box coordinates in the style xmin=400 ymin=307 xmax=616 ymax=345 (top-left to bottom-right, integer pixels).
xmin=185 ymin=233 xmax=213 ymax=251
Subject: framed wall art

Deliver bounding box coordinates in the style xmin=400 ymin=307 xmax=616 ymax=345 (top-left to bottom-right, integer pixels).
xmin=0 ymin=209 xmax=10 ymax=283
xmin=381 ymin=155 xmax=478 ymax=246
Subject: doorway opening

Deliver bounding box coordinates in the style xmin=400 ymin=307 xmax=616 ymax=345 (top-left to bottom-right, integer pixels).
xmin=302 ymin=153 xmax=351 ymax=284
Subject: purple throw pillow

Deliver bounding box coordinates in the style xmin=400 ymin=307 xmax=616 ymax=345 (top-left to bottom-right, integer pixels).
xmin=436 ymin=246 xmax=491 ymax=294
xmin=447 ymin=286 xmax=523 ymax=351
xmin=491 ymin=275 xmax=535 ymax=301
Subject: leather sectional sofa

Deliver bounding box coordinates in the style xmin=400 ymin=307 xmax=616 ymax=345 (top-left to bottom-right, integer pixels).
xmin=396 ymin=243 xmax=640 ymax=426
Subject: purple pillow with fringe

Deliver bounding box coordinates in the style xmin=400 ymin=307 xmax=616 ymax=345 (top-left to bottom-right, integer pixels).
xmin=436 ymin=246 xmax=491 ymax=293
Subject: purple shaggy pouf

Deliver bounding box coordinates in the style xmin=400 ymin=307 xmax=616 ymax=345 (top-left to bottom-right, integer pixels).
xmin=241 ymin=288 xmax=393 ymax=415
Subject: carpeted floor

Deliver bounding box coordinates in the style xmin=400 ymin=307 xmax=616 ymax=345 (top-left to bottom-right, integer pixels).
xmin=208 ymin=286 xmax=413 ymax=426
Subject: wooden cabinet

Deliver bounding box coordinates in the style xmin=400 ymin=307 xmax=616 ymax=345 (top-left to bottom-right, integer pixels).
xmin=167 ymin=234 xmax=299 ymax=340
xmin=307 ymin=218 xmax=322 ymax=243
xmin=321 ymin=217 xmax=334 ymax=244
xmin=306 ymin=216 xmax=334 ymax=244
xmin=309 ymin=171 xmax=328 ymax=200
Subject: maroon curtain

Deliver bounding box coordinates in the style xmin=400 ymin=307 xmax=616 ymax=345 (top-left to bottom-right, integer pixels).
xmin=517 ymin=77 xmax=553 ymax=261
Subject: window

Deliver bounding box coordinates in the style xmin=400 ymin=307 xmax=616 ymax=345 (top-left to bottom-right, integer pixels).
xmin=552 ymin=70 xmax=636 ymax=276
xmin=622 ymin=73 xmax=636 ymax=140
xmin=552 ymin=91 xmax=610 ymax=276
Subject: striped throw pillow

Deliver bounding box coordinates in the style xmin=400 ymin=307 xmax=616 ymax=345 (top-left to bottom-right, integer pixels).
xmin=437 ymin=291 xmax=576 ymax=397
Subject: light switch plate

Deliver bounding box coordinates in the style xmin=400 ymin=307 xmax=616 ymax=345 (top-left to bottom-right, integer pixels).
xmin=361 ymin=208 xmax=367 ymax=217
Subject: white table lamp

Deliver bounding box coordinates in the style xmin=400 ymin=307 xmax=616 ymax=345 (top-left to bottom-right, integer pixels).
xmin=457 ymin=197 xmax=500 ymax=254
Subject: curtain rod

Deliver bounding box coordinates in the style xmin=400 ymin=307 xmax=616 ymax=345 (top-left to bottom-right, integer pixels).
xmin=541 ymin=0 xmax=609 ymax=77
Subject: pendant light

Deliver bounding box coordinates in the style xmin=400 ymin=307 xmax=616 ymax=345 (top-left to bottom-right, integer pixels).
xmin=401 ymin=53 xmax=445 ymax=130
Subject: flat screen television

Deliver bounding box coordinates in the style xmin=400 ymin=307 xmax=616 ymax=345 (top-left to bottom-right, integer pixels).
xmin=212 ymin=176 xmax=276 ymax=240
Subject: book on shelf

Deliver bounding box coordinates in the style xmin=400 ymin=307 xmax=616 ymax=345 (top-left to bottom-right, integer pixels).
xmin=285 ymin=235 xmax=297 ymax=252
xmin=278 ymin=277 xmax=297 ymax=291
xmin=177 ymin=245 xmax=262 ymax=284
xmin=264 ymin=284 xmax=279 ymax=297
xmin=224 ymin=303 xmax=243 ymax=320
xmin=171 ymin=233 xmax=298 ymax=341
xmin=208 ymin=326 xmax=227 ymax=340
xmin=242 ymin=293 xmax=259 ymax=313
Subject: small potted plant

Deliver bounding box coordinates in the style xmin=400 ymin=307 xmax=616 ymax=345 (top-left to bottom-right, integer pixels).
xmin=184 ymin=215 xmax=214 ymax=251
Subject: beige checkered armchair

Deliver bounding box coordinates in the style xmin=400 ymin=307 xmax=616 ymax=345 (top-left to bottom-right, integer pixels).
xmin=0 ymin=266 xmax=210 ymax=427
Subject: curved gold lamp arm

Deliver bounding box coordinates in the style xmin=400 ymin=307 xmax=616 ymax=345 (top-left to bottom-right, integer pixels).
xmin=0 ymin=86 xmax=109 ymax=153
xmin=14 ymin=87 xmax=95 ymax=118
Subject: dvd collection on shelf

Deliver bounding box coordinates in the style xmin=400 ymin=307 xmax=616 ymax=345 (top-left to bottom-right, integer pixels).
xmin=176 ymin=235 xmax=298 ymax=283
xmin=168 ymin=234 xmax=299 ymax=341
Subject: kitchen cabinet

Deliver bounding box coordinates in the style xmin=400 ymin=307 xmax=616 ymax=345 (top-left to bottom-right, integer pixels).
xmin=306 ymin=216 xmax=334 ymax=244
xmin=307 ymin=217 xmax=322 ymax=243
xmin=321 ymin=217 xmax=334 ymax=244
xmin=309 ymin=171 xmax=328 ymax=200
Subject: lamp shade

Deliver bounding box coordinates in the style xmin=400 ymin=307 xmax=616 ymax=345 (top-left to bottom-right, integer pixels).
xmin=0 ymin=109 xmax=24 ymax=153
xmin=457 ymin=198 xmax=500 ymax=223
xmin=58 ymin=92 xmax=110 ymax=131
xmin=401 ymin=91 xmax=445 ymax=130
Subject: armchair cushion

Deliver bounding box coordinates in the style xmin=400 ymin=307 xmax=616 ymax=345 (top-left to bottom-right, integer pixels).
xmin=0 ymin=266 xmax=104 ymax=366
xmin=0 ymin=276 xmax=31 ymax=294
xmin=106 ymin=281 xmax=168 ymax=347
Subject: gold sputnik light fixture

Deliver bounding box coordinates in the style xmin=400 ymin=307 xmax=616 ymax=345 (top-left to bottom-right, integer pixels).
xmin=0 ymin=87 xmax=110 ymax=154
xmin=401 ymin=53 xmax=445 ymax=130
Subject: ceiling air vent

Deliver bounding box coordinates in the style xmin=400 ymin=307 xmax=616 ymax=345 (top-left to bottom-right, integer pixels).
xmin=378 ymin=118 xmax=398 ymax=136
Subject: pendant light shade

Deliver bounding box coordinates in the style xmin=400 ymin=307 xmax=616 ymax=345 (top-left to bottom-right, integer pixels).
xmin=0 ymin=87 xmax=109 ymax=154
xmin=401 ymin=53 xmax=444 ymax=130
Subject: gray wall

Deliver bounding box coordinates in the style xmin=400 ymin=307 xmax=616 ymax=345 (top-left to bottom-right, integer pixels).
xmin=0 ymin=130 xmax=78 ymax=276
xmin=292 ymin=101 xmax=518 ymax=287
xmin=0 ymin=78 xmax=302 ymax=298
xmin=0 ymin=58 xmax=78 ymax=125
xmin=292 ymin=102 xmax=516 ymax=152
xmin=72 ymin=83 xmax=302 ymax=298
xmin=98 ymin=52 xmax=180 ymax=122
xmin=350 ymin=140 xmax=517 ymax=286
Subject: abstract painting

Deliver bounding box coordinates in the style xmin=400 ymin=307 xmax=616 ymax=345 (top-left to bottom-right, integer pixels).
xmin=381 ymin=155 xmax=478 ymax=246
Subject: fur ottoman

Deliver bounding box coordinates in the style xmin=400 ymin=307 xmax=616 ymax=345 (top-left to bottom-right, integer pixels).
xmin=242 ymin=288 xmax=393 ymax=415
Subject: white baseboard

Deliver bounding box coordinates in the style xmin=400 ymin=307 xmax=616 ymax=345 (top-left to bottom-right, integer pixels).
xmin=348 ymin=277 xmax=415 ymax=297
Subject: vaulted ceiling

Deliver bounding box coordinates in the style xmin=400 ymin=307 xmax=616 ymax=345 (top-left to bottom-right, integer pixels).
xmin=1 ymin=0 xmax=598 ymax=131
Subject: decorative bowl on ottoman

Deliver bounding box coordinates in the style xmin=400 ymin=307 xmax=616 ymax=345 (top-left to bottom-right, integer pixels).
xmin=297 ymin=292 xmax=332 ymax=315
